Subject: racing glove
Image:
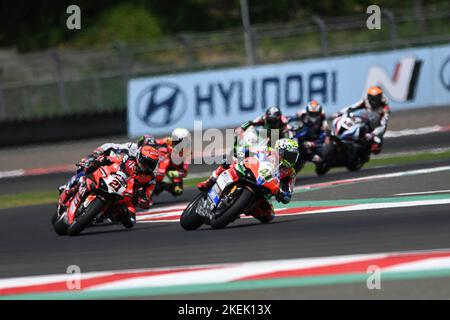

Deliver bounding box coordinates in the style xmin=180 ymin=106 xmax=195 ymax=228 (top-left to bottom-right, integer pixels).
xmin=303 ymin=141 xmax=316 ymax=149
xmin=137 ymin=197 xmax=152 ymax=209
xmin=77 ymin=157 xmax=97 ymax=172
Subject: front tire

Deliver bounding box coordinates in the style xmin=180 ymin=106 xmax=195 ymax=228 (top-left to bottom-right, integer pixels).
xmin=210 ymin=188 xmax=253 ymax=229
xmin=180 ymin=193 xmax=204 ymax=230
xmin=53 ymin=213 xmax=68 ymax=235
xmin=67 ymin=197 xmax=105 ymax=236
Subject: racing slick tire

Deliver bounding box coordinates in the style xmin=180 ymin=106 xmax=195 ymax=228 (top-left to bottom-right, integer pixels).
xmin=346 ymin=161 xmax=364 ymax=172
xmin=210 ymin=187 xmax=253 ymax=229
xmin=180 ymin=193 xmax=204 ymax=230
xmin=315 ymin=143 xmax=334 ymax=176
xmin=67 ymin=197 xmax=105 ymax=236
xmin=53 ymin=213 xmax=68 ymax=236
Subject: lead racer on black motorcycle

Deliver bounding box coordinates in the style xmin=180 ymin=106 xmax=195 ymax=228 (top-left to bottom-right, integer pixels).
xmin=333 ymin=86 xmax=390 ymax=155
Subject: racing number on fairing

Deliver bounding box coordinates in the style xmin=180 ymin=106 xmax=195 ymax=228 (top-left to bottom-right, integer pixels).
xmin=109 ymin=179 xmax=122 ymax=192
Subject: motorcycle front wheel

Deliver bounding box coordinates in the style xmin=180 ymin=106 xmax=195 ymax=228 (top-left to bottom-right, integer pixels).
xmin=180 ymin=193 xmax=204 ymax=230
xmin=67 ymin=197 xmax=105 ymax=236
xmin=52 ymin=212 xmax=68 ymax=235
xmin=210 ymin=187 xmax=253 ymax=229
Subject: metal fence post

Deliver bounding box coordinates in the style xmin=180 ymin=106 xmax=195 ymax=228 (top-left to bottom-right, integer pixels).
xmin=49 ymin=49 xmax=69 ymax=113
xmin=382 ymin=9 xmax=397 ymax=49
xmin=312 ymin=16 xmax=329 ymax=56
xmin=93 ymin=77 xmax=104 ymax=112
xmin=0 ymin=73 xmax=5 ymax=120
xmin=413 ymin=0 xmax=428 ymax=32
xmin=115 ymin=42 xmax=131 ymax=90
xmin=177 ymin=34 xmax=195 ymax=70
xmin=240 ymin=0 xmax=257 ymax=65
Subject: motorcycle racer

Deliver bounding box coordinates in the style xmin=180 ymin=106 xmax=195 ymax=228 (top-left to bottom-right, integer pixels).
xmin=287 ymin=100 xmax=330 ymax=166
xmin=58 ymin=135 xmax=158 ymax=196
xmin=234 ymin=106 xmax=292 ymax=146
xmin=334 ymin=86 xmax=390 ymax=154
xmin=198 ymin=138 xmax=299 ymax=206
xmin=58 ymin=145 xmax=159 ymax=228
xmin=152 ymin=128 xmax=191 ymax=196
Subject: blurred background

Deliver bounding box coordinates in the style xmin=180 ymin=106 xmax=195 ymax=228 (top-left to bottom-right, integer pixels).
xmin=0 ymin=0 xmax=449 ymax=146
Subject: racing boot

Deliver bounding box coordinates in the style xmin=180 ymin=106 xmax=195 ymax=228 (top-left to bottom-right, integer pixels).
xmin=171 ymin=183 xmax=183 ymax=196
xmin=197 ymin=177 xmax=216 ymax=191
xmin=58 ymin=184 xmax=67 ymax=194
xmin=121 ymin=209 xmax=136 ymax=229
xmin=197 ymin=163 xmax=230 ymax=191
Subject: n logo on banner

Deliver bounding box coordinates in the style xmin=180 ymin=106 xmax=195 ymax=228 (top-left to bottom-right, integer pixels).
xmin=363 ymin=56 xmax=422 ymax=102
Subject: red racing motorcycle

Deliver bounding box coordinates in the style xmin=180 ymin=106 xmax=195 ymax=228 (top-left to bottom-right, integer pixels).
xmin=180 ymin=147 xmax=281 ymax=230
xmin=52 ymin=161 xmax=136 ymax=236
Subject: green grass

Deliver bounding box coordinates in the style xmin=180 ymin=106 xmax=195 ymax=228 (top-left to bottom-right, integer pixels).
xmin=1 ymin=149 xmax=449 ymax=210
xmin=0 ymin=191 xmax=57 ymax=209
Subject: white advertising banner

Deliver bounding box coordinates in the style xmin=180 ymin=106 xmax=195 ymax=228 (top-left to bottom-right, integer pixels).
xmin=128 ymin=43 xmax=450 ymax=137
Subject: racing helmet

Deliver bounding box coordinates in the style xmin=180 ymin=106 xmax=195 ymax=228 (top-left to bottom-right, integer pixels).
xmin=306 ymin=100 xmax=323 ymax=117
xmin=264 ymin=106 xmax=282 ymax=129
xmin=366 ymin=86 xmax=384 ymax=111
xmin=171 ymin=128 xmax=190 ymax=146
xmin=305 ymin=100 xmax=323 ymax=124
xmin=137 ymin=134 xmax=156 ymax=148
xmin=136 ymin=146 xmax=159 ymax=174
xmin=275 ymin=138 xmax=299 ymax=168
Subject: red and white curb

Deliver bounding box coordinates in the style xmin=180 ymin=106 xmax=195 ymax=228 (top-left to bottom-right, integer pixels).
xmin=2 ymin=248 xmax=450 ymax=297
xmin=0 ymin=165 xmax=74 ymax=179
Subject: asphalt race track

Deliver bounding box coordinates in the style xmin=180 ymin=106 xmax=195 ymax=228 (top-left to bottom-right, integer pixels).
xmin=1 ymin=154 xmax=450 ymax=299
xmin=1 ymin=128 xmax=450 ymax=299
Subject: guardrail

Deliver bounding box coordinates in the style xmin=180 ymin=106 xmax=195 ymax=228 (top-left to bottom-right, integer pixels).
xmin=0 ymin=2 xmax=449 ymax=121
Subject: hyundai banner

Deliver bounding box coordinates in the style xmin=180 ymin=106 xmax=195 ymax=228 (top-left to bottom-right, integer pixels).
xmin=128 ymin=43 xmax=450 ymax=137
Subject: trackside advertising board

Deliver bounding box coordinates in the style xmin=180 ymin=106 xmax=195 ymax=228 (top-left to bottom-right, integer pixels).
xmin=128 ymin=43 xmax=450 ymax=137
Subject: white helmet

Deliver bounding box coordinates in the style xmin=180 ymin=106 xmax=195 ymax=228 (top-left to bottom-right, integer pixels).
xmin=171 ymin=128 xmax=190 ymax=145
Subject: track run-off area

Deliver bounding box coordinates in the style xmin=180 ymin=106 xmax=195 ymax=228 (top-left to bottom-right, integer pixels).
xmin=0 ymin=158 xmax=450 ymax=299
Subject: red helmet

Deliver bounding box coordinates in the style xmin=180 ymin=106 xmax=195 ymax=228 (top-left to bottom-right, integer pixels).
xmin=136 ymin=146 xmax=159 ymax=174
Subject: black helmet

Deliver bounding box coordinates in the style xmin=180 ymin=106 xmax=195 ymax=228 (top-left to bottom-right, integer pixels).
xmin=264 ymin=106 xmax=282 ymax=129
xmin=137 ymin=134 xmax=156 ymax=148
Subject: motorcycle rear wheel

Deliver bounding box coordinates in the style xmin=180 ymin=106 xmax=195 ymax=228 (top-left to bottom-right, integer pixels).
xmin=67 ymin=197 xmax=105 ymax=236
xmin=210 ymin=188 xmax=253 ymax=229
xmin=180 ymin=193 xmax=204 ymax=230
